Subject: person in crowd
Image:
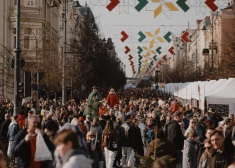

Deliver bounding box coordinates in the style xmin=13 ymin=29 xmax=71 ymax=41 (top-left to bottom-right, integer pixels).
xmin=144 ymin=117 xmax=155 ymax=144
xmin=90 ymin=117 xmax=103 ymax=163
xmin=197 ymin=116 xmax=207 ymax=142
xmin=169 ymin=100 xmax=179 ymax=113
xmin=54 ymin=129 xmax=93 ymax=168
xmin=109 ymin=109 xmax=116 ymax=122
xmin=224 ymin=118 xmax=234 ymax=141
xmin=146 ymin=126 xmax=176 ymax=159
xmin=12 ymin=115 xmax=55 ymax=168
xmin=115 ymin=105 xmax=125 ymax=123
xmin=84 ymin=86 xmax=102 ymax=119
xmin=183 ymin=131 xmax=198 ymax=168
xmin=167 ymin=111 xmax=185 ymax=168
xmin=85 ymin=115 xmax=92 ymax=131
xmin=86 ymin=131 xmax=99 ymax=168
xmin=198 ymin=138 xmax=214 ymax=168
xmin=106 ymin=89 xmax=119 ymax=109
xmin=131 ymin=118 xmax=144 ymax=165
xmin=119 ymin=115 xmax=134 ymax=167
xmin=6 ymin=103 xmax=14 ymax=117
xmin=208 ymin=130 xmax=235 ymax=167
xmin=179 ymin=122 xmax=186 ymax=135
xmin=78 ymin=117 xmax=88 ymax=136
xmin=185 ymin=118 xmax=198 ymax=137
xmin=182 ymin=112 xmax=189 ymax=130
xmin=102 ymin=120 xmax=119 ymax=168
xmin=18 ymin=110 xmax=26 ymax=130
xmin=0 ymin=114 xmax=11 ymax=145
xmin=7 ymin=115 xmax=20 ymax=158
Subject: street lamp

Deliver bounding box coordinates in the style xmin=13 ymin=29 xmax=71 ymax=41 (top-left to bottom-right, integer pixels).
xmin=50 ymin=0 xmax=81 ymax=104
xmin=14 ymin=0 xmax=22 ymax=115
xmin=201 ymin=15 xmax=214 ymax=79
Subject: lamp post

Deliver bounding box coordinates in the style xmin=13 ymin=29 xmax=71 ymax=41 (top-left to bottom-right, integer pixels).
xmin=201 ymin=14 xmax=214 ymax=79
xmin=14 ymin=0 xmax=21 ymax=115
xmin=50 ymin=0 xmax=81 ymax=104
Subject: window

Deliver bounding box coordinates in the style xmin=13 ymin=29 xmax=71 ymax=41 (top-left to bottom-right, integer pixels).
xmin=24 ymin=0 xmax=36 ymax=7
xmin=23 ymin=28 xmax=40 ymax=49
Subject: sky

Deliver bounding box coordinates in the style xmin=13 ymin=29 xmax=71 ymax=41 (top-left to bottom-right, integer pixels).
xmin=76 ymin=0 xmax=229 ymax=77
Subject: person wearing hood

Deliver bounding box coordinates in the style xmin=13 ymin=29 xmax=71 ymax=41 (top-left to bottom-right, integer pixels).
xmin=54 ymin=129 xmax=93 ymax=168
xmin=106 ymin=89 xmax=119 ymax=109
xmin=183 ymin=131 xmax=198 ymax=168
xmin=7 ymin=115 xmax=20 ymax=157
xmin=84 ymin=86 xmax=102 ymax=120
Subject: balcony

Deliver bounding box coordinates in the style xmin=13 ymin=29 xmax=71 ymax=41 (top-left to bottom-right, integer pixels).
xmin=202 ymin=48 xmax=209 ymax=55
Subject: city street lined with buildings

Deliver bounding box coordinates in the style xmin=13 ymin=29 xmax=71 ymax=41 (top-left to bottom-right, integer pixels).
xmin=0 ymin=0 xmax=234 ymax=168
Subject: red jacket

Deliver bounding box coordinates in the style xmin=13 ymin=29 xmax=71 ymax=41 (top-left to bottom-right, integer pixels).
xmin=106 ymin=93 xmax=119 ymax=108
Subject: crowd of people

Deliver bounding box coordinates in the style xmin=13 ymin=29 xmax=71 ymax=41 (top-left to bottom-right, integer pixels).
xmin=0 ymin=87 xmax=234 ymax=168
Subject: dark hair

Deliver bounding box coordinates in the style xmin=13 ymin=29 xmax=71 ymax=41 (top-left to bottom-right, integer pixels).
xmin=210 ymin=130 xmax=224 ymax=138
xmin=54 ymin=129 xmax=79 ymax=149
xmin=103 ymin=120 xmax=115 ymax=136
xmin=174 ymin=111 xmax=183 ymax=117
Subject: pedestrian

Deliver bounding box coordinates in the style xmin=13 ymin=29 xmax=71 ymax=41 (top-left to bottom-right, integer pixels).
xmin=7 ymin=115 xmax=20 ymax=158
xmin=208 ymin=130 xmax=235 ymax=168
xmin=167 ymin=111 xmax=185 ymax=168
xmin=54 ymin=129 xmax=93 ymax=168
xmin=182 ymin=131 xmax=198 ymax=168
xmin=102 ymin=120 xmax=119 ymax=168
xmin=12 ymin=115 xmax=55 ymax=168
xmin=106 ymin=89 xmax=119 ymax=109
xmin=198 ymin=138 xmax=214 ymax=168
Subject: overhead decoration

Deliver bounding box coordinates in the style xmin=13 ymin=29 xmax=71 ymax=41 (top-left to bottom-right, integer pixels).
xmin=176 ymin=0 xmax=190 ymax=12
xmin=142 ymin=46 xmax=157 ymax=57
xmin=120 ymin=31 xmax=129 ymax=42
xmin=152 ymin=0 xmax=179 ymax=18
xmin=205 ymin=0 xmax=218 ymax=12
xmin=156 ymin=46 xmax=162 ymax=55
xmin=135 ymin=0 xmax=149 ymax=12
xmin=125 ymin=46 xmax=130 ymax=54
xmin=163 ymin=31 xmax=172 ymax=43
xmin=168 ymin=46 xmax=175 ymax=55
xmin=106 ymin=0 xmax=120 ymax=11
xmin=128 ymin=54 xmax=133 ymax=60
xmin=137 ymin=46 xmax=143 ymax=54
xmin=153 ymin=55 xmax=157 ymax=61
xmin=145 ymin=28 xmax=164 ymax=48
xmin=138 ymin=31 xmax=146 ymax=42
xmin=181 ymin=31 xmax=189 ymax=42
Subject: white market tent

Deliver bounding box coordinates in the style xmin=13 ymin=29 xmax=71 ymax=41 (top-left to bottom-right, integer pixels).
xmin=160 ymin=78 xmax=235 ymax=115
xmin=206 ymin=78 xmax=235 ymax=114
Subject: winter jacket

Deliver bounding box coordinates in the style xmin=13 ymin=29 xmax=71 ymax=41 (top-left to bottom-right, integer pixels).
xmin=0 ymin=119 xmax=11 ymax=143
xmin=12 ymin=129 xmax=55 ymax=168
xmin=106 ymin=93 xmax=119 ymax=108
xmin=7 ymin=121 xmax=20 ymax=141
xmin=130 ymin=126 xmax=144 ymax=156
xmin=198 ymin=153 xmax=209 ymax=168
xmin=119 ymin=122 xmax=133 ymax=147
xmin=167 ymin=120 xmax=185 ymax=150
xmin=207 ymin=141 xmax=235 ymax=168
xmin=90 ymin=125 xmax=103 ymax=143
xmin=183 ymin=139 xmax=198 ymax=168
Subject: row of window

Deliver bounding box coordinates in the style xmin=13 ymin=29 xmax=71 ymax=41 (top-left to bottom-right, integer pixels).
xmin=13 ymin=0 xmax=36 ymax=7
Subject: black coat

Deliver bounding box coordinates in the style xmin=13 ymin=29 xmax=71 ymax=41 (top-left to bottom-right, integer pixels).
xmin=130 ymin=126 xmax=144 ymax=156
xmin=0 ymin=119 xmax=11 ymax=143
xmin=119 ymin=122 xmax=134 ymax=147
xmin=12 ymin=129 xmax=55 ymax=168
xmin=167 ymin=120 xmax=185 ymax=150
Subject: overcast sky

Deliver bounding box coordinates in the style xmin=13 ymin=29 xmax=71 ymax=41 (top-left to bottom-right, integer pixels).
xmin=76 ymin=0 xmax=228 ymax=77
